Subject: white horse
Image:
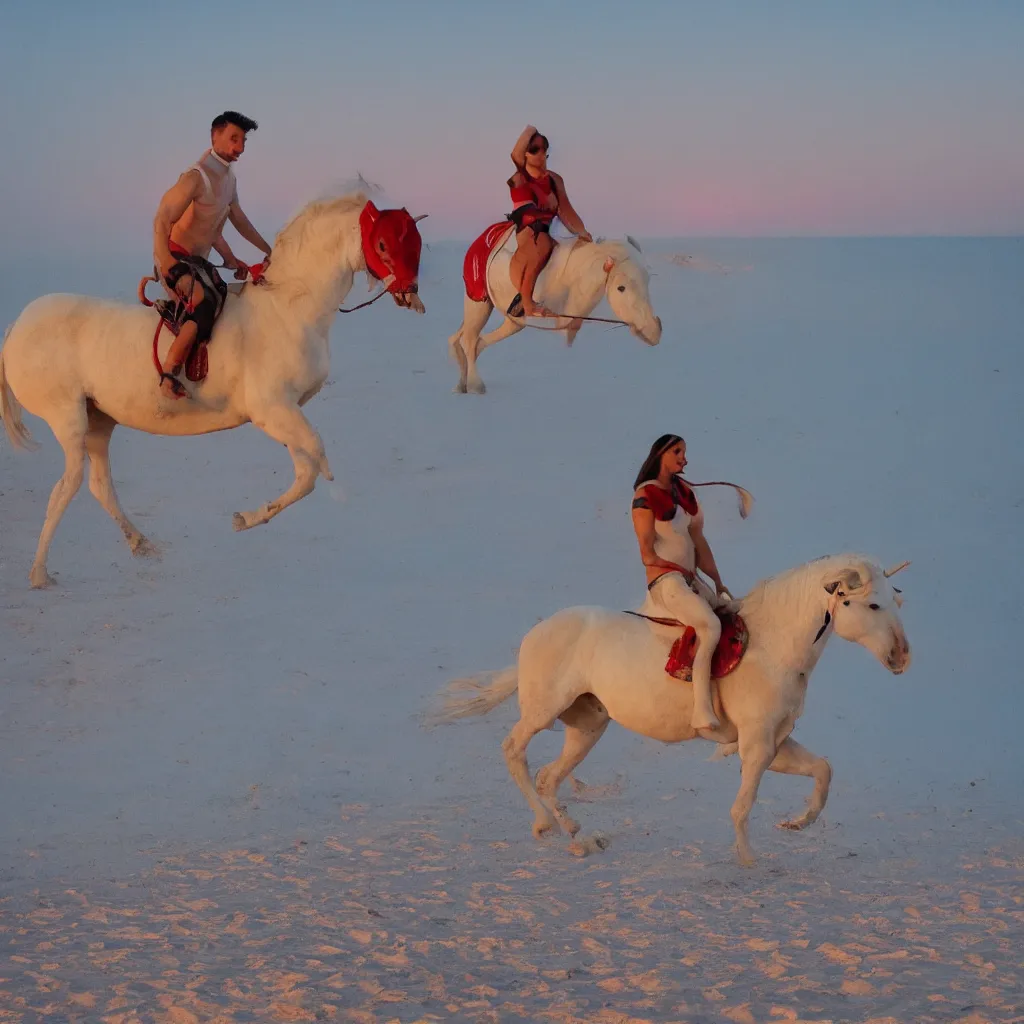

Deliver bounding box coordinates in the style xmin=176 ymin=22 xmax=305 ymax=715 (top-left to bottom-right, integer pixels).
xmin=449 ymin=233 xmax=663 ymax=394
xmin=430 ymin=554 xmax=912 ymax=865
xmin=0 ymin=191 xmax=425 ymax=588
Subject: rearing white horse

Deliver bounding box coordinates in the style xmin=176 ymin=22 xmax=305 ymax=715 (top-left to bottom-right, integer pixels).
xmin=0 ymin=190 xmax=425 ymax=588
xmin=449 ymin=232 xmax=663 ymax=394
xmin=430 ymin=554 xmax=912 ymax=865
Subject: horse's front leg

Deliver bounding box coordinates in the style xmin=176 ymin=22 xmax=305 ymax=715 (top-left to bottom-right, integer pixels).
xmin=768 ymin=737 xmax=833 ymax=831
xmin=561 ymin=284 xmax=598 ymax=347
xmin=730 ymin=728 xmax=776 ymax=867
xmin=233 ymin=402 xmax=332 ymax=531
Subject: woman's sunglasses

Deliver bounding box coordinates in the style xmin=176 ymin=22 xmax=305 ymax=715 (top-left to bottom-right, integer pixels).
xmin=527 ymin=143 xmax=549 ymax=155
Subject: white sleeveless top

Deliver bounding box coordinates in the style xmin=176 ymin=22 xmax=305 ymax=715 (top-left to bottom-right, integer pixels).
xmin=170 ymin=149 xmax=238 ymax=258
xmin=636 ymin=477 xmax=699 ymax=571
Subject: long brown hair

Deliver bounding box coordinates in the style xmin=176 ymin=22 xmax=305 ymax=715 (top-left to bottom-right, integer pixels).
xmin=633 ymin=434 xmax=682 ymax=490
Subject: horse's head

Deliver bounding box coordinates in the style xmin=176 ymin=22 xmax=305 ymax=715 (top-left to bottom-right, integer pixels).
xmin=359 ymin=201 xmax=426 ymax=312
xmin=821 ymin=559 xmax=911 ymax=674
xmin=602 ymin=244 xmax=662 ymax=346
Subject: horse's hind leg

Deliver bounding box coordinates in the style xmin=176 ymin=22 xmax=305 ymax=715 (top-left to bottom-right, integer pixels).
xmin=29 ymin=400 xmax=88 ymax=588
xmin=535 ymin=694 xmax=610 ymax=837
xmin=459 ymin=298 xmax=493 ymax=395
xmin=234 ymin=403 xmax=331 ymax=531
xmin=767 ymin=737 xmax=832 ymax=831
xmin=448 ymin=323 xmax=468 ymax=393
xmin=502 ymin=717 xmax=559 ymax=838
xmin=85 ymin=408 xmax=157 ymax=558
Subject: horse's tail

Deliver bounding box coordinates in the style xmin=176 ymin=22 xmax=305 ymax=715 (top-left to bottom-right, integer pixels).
xmin=0 ymin=331 xmax=38 ymax=452
xmin=425 ymin=666 xmax=519 ymax=726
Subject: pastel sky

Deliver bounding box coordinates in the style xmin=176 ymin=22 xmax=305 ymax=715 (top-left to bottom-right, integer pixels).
xmin=1 ymin=0 xmax=1022 ymax=255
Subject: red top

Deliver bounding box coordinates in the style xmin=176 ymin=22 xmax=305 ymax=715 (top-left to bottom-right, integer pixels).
xmin=509 ymin=168 xmax=557 ymax=211
xmin=636 ymin=477 xmax=699 ymax=520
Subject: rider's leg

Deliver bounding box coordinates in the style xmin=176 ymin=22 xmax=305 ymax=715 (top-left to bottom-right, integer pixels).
xmin=159 ymin=278 xmax=205 ymax=398
xmin=510 ymin=230 xmax=531 ymax=297
xmin=520 ymin=230 xmax=554 ymax=317
xmin=651 ymin=574 xmax=723 ymax=731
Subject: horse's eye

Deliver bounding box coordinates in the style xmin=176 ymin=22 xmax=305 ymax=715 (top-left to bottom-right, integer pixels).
xmin=869 ymin=603 xmax=880 ymax=610
xmin=617 ymin=284 xmax=626 ymax=292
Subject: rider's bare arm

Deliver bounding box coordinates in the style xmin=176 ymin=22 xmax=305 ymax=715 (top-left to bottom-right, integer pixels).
xmin=211 ymin=234 xmax=249 ymax=280
xmin=632 ymin=492 xmax=678 ymax=571
xmin=689 ymin=511 xmax=727 ymax=594
xmin=550 ymin=173 xmax=593 ymax=241
xmin=227 ymin=202 xmax=272 ymax=257
xmin=211 ymin=234 xmax=238 ymax=267
xmin=153 ymin=170 xmax=202 ymax=278
xmin=511 ymin=124 xmax=538 ymax=171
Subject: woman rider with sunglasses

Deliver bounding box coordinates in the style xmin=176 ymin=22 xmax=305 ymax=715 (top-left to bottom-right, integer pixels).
xmin=506 ymin=124 xmax=593 ymax=318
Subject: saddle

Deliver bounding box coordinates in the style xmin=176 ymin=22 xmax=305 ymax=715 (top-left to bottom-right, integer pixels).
xmin=629 ymin=608 xmax=749 ymax=681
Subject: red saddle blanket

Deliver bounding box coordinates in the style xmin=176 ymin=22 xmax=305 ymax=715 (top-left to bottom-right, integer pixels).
xmin=463 ymin=221 xmax=513 ymax=302
xmin=632 ymin=609 xmax=749 ymax=681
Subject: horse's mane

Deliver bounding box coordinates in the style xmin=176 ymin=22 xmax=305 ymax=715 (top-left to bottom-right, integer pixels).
xmin=272 ymin=190 xmax=369 ymax=255
xmin=570 ymin=238 xmax=636 ymax=273
xmin=741 ymin=553 xmax=878 ymax=618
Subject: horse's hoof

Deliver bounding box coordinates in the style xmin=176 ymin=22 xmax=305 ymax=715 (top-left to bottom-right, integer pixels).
xmin=29 ymin=567 xmax=56 ymax=589
xmin=565 ymin=818 xmax=581 ymax=837
xmin=568 ymin=833 xmax=608 ymax=857
xmin=532 ymin=818 xmax=555 ymax=839
xmin=467 ymin=381 xmax=486 ymax=395
xmin=131 ymin=537 xmax=161 ymax=560
xmin=737 ymin=851 xmax=758 ymax=868
xmin=232 ymin=512 xmax=251 ymax=532
xmin=777 ymin=817 xmax=809 ymax=831
xmin=452 ymin=383 xmax=468 ymax=394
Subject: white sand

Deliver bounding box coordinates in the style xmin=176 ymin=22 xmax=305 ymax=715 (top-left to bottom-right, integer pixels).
xmin=1 ymin=237 xmax=1022 ymax=1021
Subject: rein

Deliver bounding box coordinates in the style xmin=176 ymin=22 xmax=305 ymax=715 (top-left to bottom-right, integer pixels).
xmin=339 ymin=286 xmax=392 ymax=313
xmin=623 ymin=610 xmax=683 ymax=627
xmin=338 ymin=272 xmax=408 ymax=313
xmin=511 ymin=311 xmax=628 ymax=332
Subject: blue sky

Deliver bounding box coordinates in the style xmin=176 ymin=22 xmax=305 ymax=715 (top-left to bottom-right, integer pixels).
xmin=1 ymin=0 xmax=1022 ymax=256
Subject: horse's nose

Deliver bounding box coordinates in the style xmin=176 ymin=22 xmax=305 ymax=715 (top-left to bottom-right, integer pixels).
xmin=887 ymin=637 xmax=911 ymax=673
xmin=643 ymin=317 xmax=662 ymax=346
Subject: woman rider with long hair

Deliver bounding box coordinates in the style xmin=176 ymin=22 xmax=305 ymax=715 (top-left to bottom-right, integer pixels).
xmin=631 ymin=434 xmax=741 ymax=731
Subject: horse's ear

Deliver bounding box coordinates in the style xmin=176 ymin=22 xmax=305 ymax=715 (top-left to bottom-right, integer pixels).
xmin=626 ymin=234 xmax=643 ymax=253
xmin=603 ymin=257 xmax=616 ymax=274
xmin=825 ymin=569 xmax=864 ymax=596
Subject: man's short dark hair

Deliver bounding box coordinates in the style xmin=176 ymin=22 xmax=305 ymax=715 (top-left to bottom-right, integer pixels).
xmin=211 ymin=111 xmax=258 ymax=134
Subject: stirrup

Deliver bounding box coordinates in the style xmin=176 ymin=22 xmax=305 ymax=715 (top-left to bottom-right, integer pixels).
xmin=506 ymin=293 xmax=524 ymax=318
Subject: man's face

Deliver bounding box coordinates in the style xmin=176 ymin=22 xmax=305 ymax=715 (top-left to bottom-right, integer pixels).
xmin=212 ymin=124 xmax=247 ymax=161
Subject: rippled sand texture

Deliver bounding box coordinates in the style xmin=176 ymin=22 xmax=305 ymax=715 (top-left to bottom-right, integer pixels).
xmin=3 ymin=800 xmax=1022 ymax=1022
xmin=2 ymin=239 xmax=1022 ymax=1021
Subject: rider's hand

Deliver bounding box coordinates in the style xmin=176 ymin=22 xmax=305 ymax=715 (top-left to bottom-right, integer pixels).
xmin=232 ymin=264 xmax=249 ymax=281
xmin=157 ymin=257 xmax=176 ymax=286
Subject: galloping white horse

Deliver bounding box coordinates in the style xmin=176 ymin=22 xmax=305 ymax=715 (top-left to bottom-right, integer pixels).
xmin=0 ymin=191 xmax=425 ymax=588
xmin=449 ymin=233 xmax=662 ymax=394
xmin=431 ymin=554 xmax=912 ymax=865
